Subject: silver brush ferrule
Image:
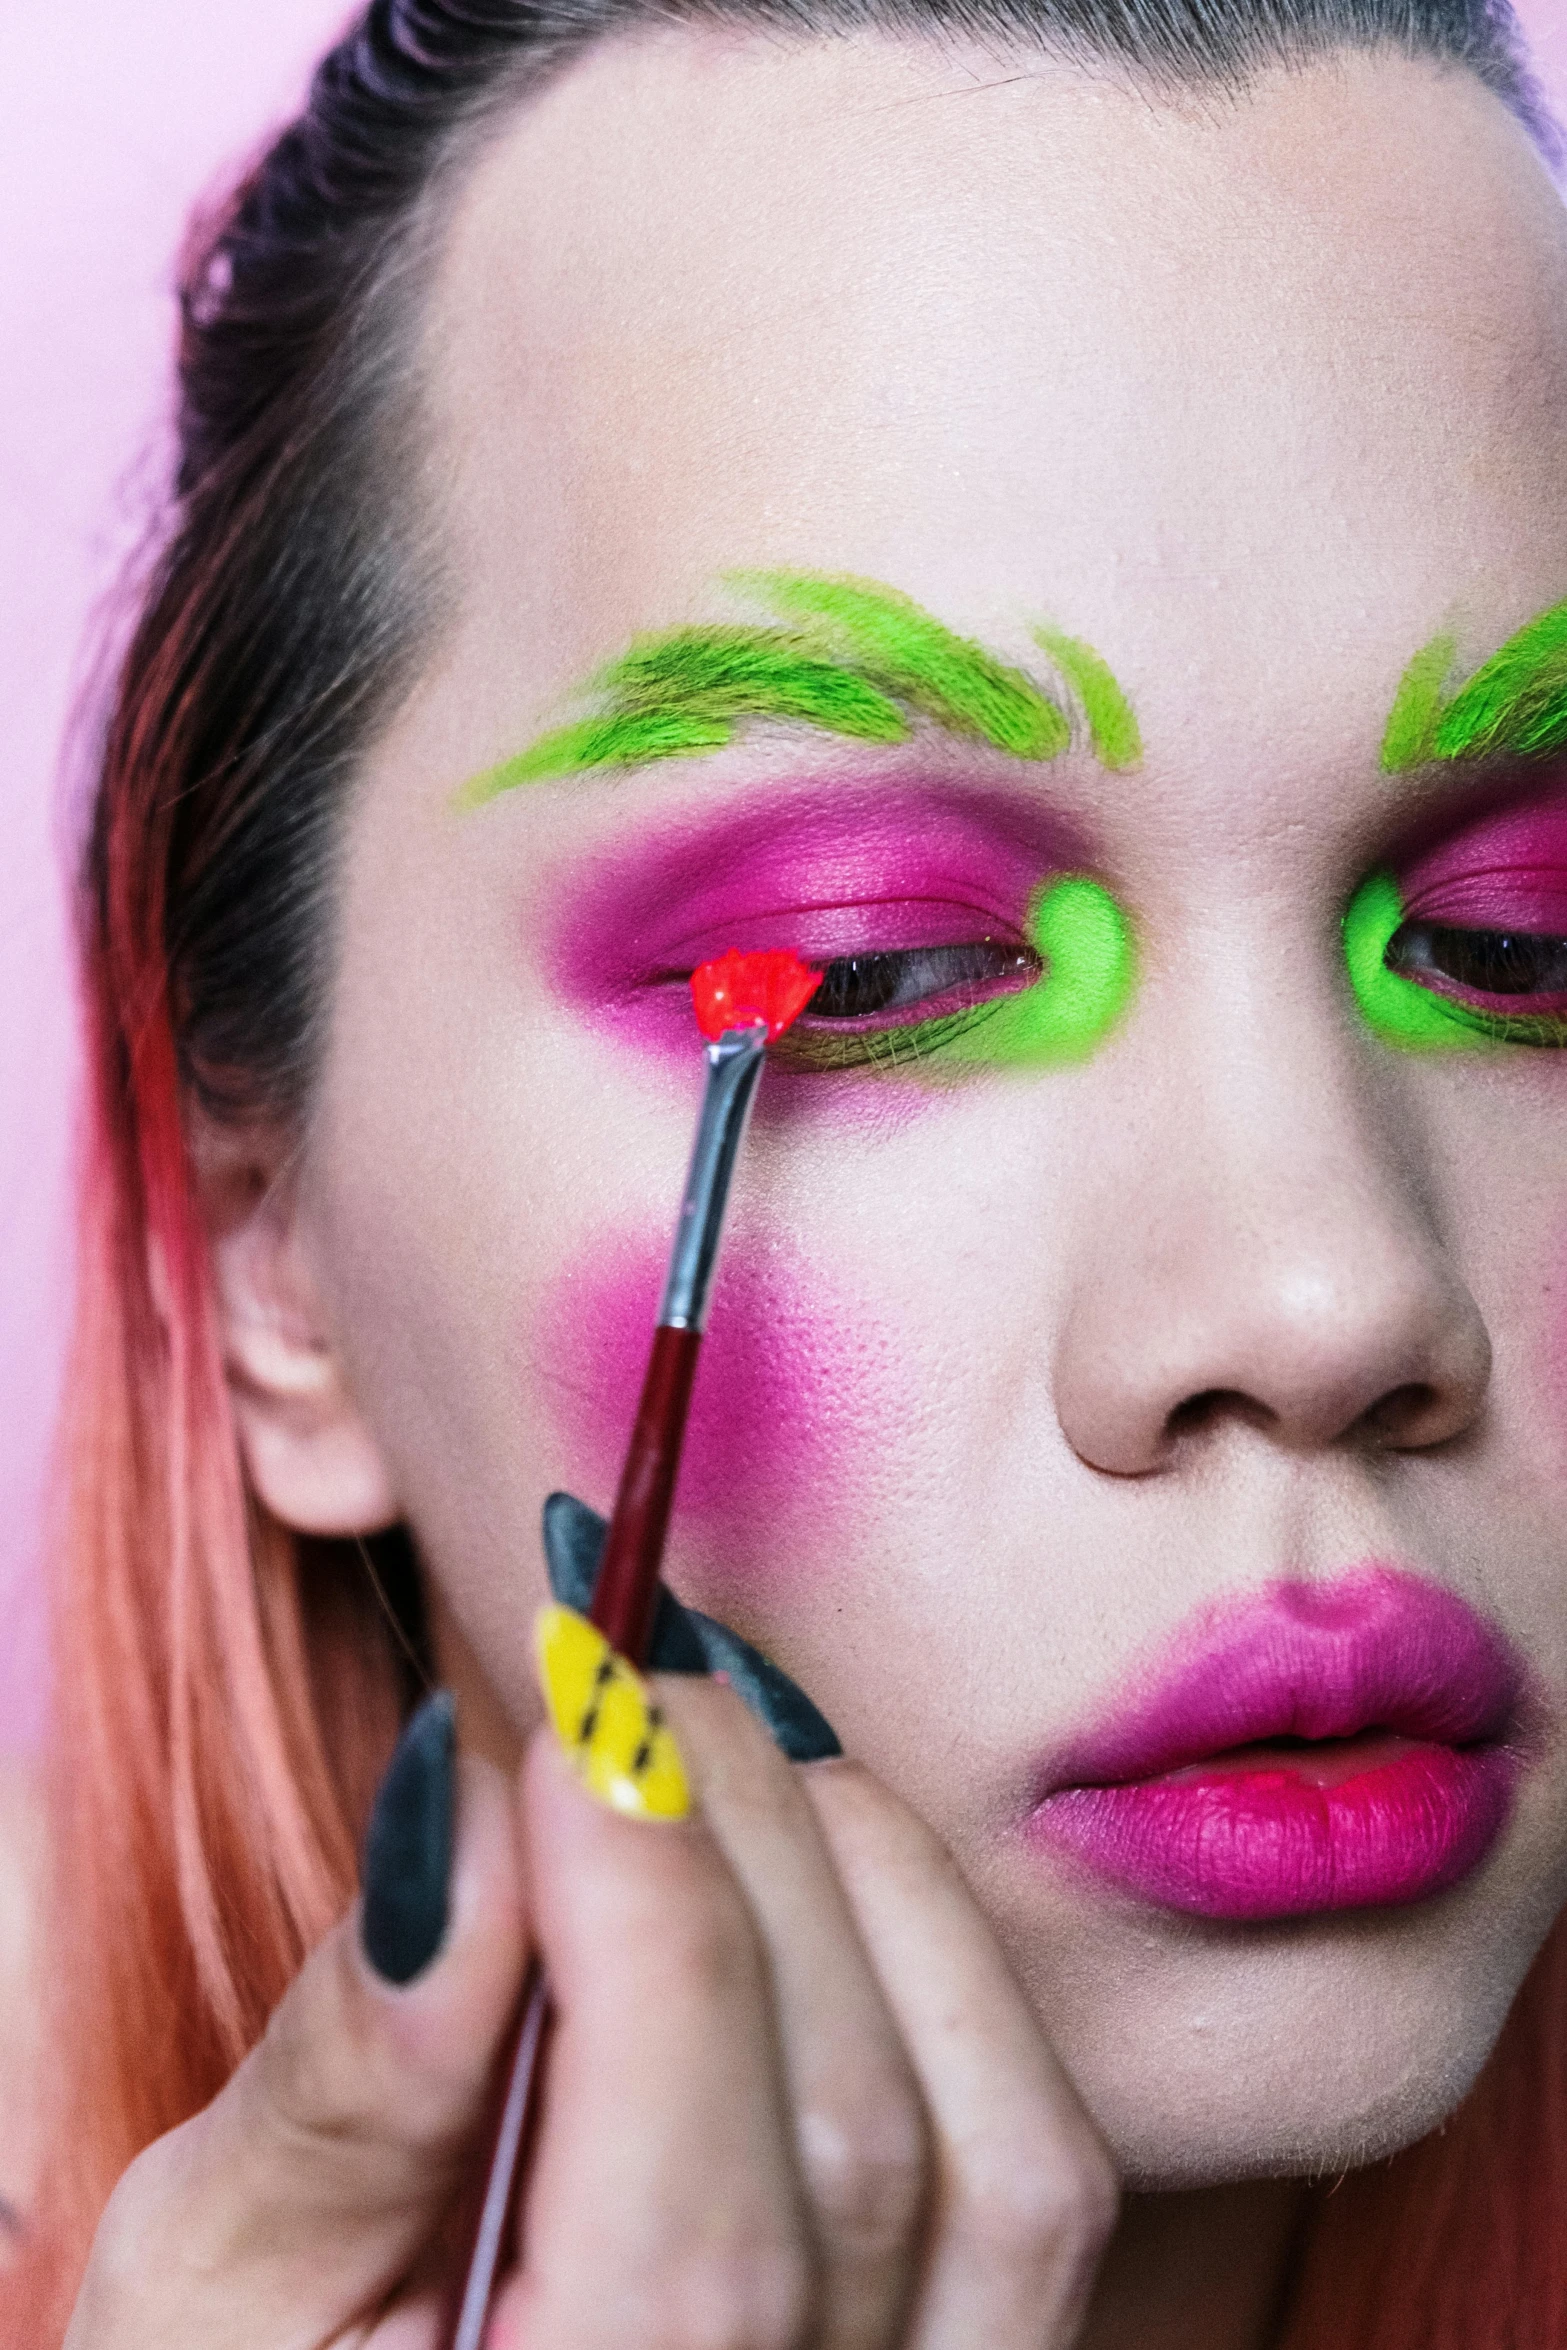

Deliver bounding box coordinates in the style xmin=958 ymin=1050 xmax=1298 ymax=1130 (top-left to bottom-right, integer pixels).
xmin=657 ymin=1022 xmax=770 ymax=1331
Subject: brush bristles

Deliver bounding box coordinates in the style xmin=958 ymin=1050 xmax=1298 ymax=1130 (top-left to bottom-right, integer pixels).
xmin=690 ymin=947 xmax=823 ymax=1043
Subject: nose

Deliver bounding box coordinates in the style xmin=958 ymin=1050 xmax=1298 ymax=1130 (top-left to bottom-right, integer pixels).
xmin=1052 ymin=955 xmax=1493 ymax=1477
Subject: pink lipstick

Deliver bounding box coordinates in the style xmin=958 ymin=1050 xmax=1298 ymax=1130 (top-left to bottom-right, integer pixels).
xmin=1030 ymin=1569 xmax=1523 ymax=1921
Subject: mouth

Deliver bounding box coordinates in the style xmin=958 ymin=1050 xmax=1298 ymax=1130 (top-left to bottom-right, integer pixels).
xmin=1027 ymin=1568 xmax=1525 ymax=1923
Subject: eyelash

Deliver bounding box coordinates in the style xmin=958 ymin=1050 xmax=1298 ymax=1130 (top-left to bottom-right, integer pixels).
xmin=766 ymin=939 xmax=1041 ymax=1072
xmin=1386 ymin=919 xmax=1567 ymax=1043
xmin=760 ymin=914 xmax=1567 ymax=1070
xmin=670 ymin=889 xmax=1567 ymax=1076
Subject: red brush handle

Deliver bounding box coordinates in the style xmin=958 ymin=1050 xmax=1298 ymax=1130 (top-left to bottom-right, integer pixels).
xmin=589 ymin=1323 xmax=703 ymax=1656
xmin=436 ymin=1320 xmax=702 ymax=2349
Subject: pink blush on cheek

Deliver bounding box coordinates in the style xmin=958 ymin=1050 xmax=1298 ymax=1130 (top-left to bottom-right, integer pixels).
xmin=533 ymin=1235 xmax=896 ymax=1575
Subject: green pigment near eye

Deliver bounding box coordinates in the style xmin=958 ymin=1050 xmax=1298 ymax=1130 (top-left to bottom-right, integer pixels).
xmin=1342 ymin=872 xmax=1496 ymax=1051
xmin=1033 ymin=627 xmax=1143 ymax=771
xmin=1381 ymin=601 xmax=1567 ymax=772
xmin=921 ymin=875 xmax=1135 ymax=1069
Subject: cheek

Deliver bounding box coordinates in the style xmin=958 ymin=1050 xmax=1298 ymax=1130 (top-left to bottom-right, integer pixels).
xmin=530 ymin=1230 xmax=898 ymax=1581
xmin=1549 ymin=1219 xmax=1567 ymax=1432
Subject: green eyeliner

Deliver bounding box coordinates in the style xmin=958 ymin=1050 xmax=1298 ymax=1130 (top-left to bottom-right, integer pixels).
xmin=1343 ymin=871 xmax=1567 ymax=1052
xmin=1343 ymin=874 xmax=1494 ymax=1050
xmin=787 ymin=875 xmax=1134 ymax=1077
xmin=933 ymin=877 xmax=1134 ymax=1068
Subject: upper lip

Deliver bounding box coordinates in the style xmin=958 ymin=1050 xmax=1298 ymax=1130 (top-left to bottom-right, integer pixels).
xmin=1038 ymin=1567 xmax=1525 ymax=1797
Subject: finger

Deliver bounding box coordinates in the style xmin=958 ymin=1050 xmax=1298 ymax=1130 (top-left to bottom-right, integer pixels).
xmin=658 ymin=1674 xmax=930 ymax=2350
xmin=495 ymin=1721 xmax=814 ymax=2350
xmin=804 ymin=1765 xmax=1118 ymax=2350
xmin=68 ymin=1742 xmax=526 ymax=2350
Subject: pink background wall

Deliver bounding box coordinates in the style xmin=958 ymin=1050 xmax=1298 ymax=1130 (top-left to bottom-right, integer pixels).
xmin=2 ymin=4 xmax=1565 ymax=1752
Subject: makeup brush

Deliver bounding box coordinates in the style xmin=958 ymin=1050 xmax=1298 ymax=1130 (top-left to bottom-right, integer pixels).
xmin=439 ymin=945 xmax=822 ymax=2350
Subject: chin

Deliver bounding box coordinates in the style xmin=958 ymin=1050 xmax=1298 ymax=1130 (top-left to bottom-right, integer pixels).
xmin=1005 ymin=1871 xmax=1544 ymax=2190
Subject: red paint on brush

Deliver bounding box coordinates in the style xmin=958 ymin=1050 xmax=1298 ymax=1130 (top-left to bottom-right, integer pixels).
xmin=690 ymin=947 xmax=822 ymax=1042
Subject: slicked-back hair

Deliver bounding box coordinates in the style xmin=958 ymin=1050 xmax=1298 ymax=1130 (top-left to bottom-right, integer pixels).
xmin=118 ymin=0 xmax=1549 ymax=1129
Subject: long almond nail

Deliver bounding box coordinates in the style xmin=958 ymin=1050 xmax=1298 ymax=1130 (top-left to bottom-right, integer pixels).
xmin=535 ymin=1604 xmax=690 ymax=1820
xmin=361 ymin=1690 xmax=456 ymax=1984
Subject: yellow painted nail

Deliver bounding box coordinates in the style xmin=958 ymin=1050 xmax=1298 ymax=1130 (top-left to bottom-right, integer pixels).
xmin=534 ymin=1604 xmax=691 ymax=1821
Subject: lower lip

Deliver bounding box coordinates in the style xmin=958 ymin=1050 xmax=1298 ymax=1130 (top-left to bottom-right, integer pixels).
xmin=1033 ymin=1734 xmax=1516 ymax=1920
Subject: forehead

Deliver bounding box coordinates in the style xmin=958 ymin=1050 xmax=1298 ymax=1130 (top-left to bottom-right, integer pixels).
xmin=422 ymin=30 xmax=1567 ymax=771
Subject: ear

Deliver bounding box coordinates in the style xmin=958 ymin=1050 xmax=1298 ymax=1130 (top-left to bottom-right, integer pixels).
xmin=191 ymin=1115 xmax=400 ymax=1538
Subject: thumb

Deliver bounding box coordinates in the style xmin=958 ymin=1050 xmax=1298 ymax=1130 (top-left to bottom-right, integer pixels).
xmin=67 ymin=1699 xmax=527 ymax=2349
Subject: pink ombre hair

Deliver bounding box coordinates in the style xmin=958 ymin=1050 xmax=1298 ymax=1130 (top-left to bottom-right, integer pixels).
xmin=14 ymin=532 xmax=407 ymax=2345
xmin=10 ymin=0 xmax=1567 ymax=2338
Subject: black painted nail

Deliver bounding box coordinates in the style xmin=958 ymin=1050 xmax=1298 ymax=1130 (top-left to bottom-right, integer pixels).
xmin=541 ymin=1491 xmax=841 ymax=1761
xmin=361 ymin=1689 xmax=456 ymax=1985
xmin=542 ymin=1490 xmax=707 ymax=1673
xmin=683 ymin=1611 xmax=842 ymax=1761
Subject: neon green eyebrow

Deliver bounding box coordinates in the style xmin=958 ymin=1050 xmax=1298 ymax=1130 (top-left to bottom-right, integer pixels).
xmin=1381 ymin=598 xmax=1567 ymax=772
xmin=458 ymin=572 xmax=1139 ymax=804
xmin=1031 ymin=626 xmax=1142 ymax=772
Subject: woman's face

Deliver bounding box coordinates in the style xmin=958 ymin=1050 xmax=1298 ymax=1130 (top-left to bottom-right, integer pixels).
xmin=275 ymin=34 xmax=1567 ymax=2185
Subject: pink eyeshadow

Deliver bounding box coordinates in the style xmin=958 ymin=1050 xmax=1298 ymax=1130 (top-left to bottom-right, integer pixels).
xmin=545 ymin=777 xmax=1087 ymax=1068
xmin=534 ymin=1231 xmax=896 ymax=1573
xmin=1400 ymin=794 xmax=1567 ymax=931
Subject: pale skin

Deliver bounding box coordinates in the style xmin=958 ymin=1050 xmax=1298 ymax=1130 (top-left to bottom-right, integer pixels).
xmin=63 ymin=32 xmax=1567 ymax=2350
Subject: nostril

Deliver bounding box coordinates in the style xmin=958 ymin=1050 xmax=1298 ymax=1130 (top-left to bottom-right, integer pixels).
xmin=1360 ymin=1382 xmax=1443 ymax=1446
xmin=1165 ymin=1388 xmax=1280 ymax=1444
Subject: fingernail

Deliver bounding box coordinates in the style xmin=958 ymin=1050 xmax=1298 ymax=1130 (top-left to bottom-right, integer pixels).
xmin=676 ymin=1608 xmax=841 ymax=1759
xmin=534 ymin=1604 xmax=690 ymax=1820
xmin=361 ymin=1689 xmax=457 ymax=1984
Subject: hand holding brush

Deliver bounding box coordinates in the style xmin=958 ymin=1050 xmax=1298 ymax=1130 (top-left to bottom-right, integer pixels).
xmin=437 ymin=946 xmax=828 ymax=2350
xmin=60 ymin=950 xmax=1115 ymax=2350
